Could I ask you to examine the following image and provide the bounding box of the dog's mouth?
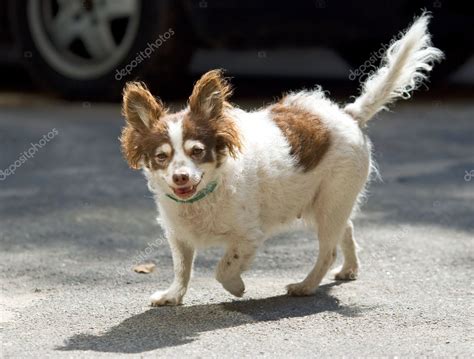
[171,185,198,199]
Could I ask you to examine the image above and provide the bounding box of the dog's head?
[121,70,241,201]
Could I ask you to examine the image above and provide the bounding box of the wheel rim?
[27,0,140,80]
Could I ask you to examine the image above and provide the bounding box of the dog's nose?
[172,172,190,185]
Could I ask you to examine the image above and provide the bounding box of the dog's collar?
[165,181,218,204]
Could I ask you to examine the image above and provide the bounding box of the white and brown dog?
[121,14,442,306]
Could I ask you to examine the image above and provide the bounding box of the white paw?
[221,276,245,297]
[150,290,183,306]
[334,266,358,281]
[286,282,316,297]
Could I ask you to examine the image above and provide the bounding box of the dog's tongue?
[175,187,193,195]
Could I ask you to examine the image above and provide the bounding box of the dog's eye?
[192,147,204,157]
[156,153,168,161]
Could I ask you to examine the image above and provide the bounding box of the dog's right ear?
[122,82,163,132]
[121,82,164,170]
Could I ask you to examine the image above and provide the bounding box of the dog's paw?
[221,276,245,297]
[150,290,183,306]
[334,267,358,281]
[286,282,315,297]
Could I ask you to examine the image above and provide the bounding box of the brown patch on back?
[270,102,330,171]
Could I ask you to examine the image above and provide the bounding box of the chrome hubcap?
[27,0,140,79]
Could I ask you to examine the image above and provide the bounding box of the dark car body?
[0,0,471,99]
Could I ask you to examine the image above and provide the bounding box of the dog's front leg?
[215,240,258,297]
[150,237,194,306]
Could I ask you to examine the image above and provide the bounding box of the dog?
[120,13,442,306]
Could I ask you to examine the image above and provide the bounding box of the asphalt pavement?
[0,90,473,357]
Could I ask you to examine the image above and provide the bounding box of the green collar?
[166,181,218,204]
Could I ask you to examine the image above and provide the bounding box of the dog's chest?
[174,204,234,246]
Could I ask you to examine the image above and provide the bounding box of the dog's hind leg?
[335,220,359,280]
[216,239,259,297]
[287,178,362,296]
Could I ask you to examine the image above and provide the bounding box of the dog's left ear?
[189,69,232,119]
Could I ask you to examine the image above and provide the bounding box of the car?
[0,0,471,100]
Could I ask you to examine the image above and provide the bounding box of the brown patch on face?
[120,81,170,170]
[182,114,216,163]
[123,129,172,170]
[270,102,331,171]
[185,70,242,166]
[182,112,241,166]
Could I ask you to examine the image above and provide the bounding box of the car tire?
[12,0,193,101]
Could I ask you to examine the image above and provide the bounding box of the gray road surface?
[0,94,473,357]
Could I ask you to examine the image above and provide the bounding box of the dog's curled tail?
[344,12,444,127]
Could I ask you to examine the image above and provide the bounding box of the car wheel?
[12,0,192,100]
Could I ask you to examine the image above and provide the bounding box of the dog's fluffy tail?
[344,12,444,127]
